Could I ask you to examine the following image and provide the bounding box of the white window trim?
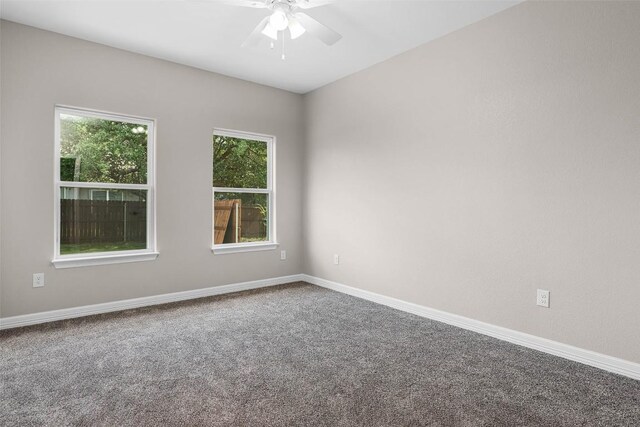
[212,128,277,254]
[52,105,157,268]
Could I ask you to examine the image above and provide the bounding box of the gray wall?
[304,1,640,363]
[3,1,639,365]
[0,21,304,318]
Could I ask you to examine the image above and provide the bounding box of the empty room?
[1,0,639,425]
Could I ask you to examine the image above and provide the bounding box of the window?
[53,106,157,268]
[212,129,276,254]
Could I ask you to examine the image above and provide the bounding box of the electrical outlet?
[280,250,287,260]
[333,254,340,265]
[33,273,45,288]
[537,289,550,308]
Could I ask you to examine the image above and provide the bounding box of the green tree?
[212,135,267,189]
[60,115,148,184]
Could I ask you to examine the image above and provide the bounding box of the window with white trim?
[212,129,276,253]
[53,106,156,268]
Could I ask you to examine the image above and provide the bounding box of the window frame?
[52,105,158,268]
[212,128,277,255]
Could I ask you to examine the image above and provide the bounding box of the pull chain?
[281,31,286,60]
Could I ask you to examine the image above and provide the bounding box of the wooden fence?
[213,200,267,244]
[60,200,146,244]
[241,206,267,238]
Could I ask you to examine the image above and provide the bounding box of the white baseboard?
[2,272,638,381]
[302,274,640,381]
[0,274,304,330]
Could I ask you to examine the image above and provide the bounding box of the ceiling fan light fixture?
[261,22,278,40]
[239,0,342,51]
[288,16,306,39]
[269,9,289,31]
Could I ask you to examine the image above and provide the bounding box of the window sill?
[212,242,278,255]
[52,251,159,269]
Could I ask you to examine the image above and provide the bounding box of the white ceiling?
[0,0,520,93]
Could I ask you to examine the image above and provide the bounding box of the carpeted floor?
[1,282,639,426]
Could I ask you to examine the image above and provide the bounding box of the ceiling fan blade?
[241,16,270,47]
[296,0,335,9]
[294,12,342,45]
[215,0,268,8]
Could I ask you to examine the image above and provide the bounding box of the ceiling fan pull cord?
[282,31,286,60]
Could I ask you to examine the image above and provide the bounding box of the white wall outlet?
[33,273,45,288]
[280,250,287,260]
[537,289,550,308]
[333,254,340,265]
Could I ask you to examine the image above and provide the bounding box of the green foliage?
[60,115,148,184]
[59,158,77,181]
[213,135,267,189]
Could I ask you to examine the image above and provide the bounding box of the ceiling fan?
[221,0,342,51]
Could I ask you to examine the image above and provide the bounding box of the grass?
[240,237,267,243]
[60,241,147,255]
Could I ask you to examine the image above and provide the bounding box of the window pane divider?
[57,182,150,190]
[213,187,270,194]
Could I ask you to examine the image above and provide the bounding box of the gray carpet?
[1,282,639,426]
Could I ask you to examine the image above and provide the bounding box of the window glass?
[60,114,148,184]
[214,192,269,244]
[60,187,147,255]
[213,135,267,189]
